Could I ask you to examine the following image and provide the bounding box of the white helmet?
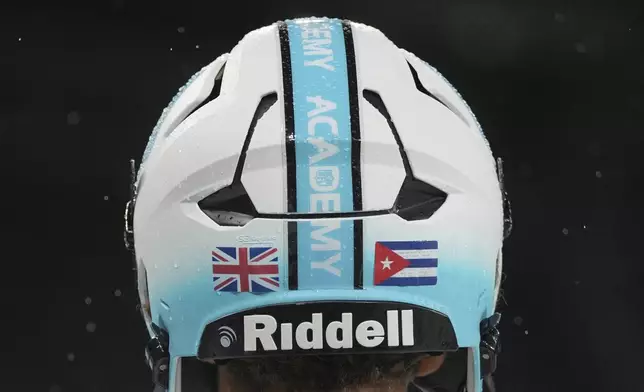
[124,16,511,392]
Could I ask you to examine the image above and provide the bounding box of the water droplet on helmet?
[173,263,179,269]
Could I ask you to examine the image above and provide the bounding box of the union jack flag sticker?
[211,247,280,293]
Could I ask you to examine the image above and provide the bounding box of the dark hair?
[222,353,425,392]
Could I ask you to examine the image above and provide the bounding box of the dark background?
[2,0,643,391]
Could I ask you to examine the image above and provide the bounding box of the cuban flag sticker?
[373,241,438,286]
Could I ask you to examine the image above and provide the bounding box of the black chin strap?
[479,313,501,379]
[146,324,171,390]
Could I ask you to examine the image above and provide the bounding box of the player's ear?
[415,354,445,377]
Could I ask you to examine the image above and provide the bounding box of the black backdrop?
[2,1,643,391]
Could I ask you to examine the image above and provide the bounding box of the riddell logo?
[242,310,415,351]
[199,302,458,359]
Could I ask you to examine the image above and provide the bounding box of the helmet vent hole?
[198,183,256,227]
[406,61,467,124]
[184,62,227,121]
[198,92,278,227]
[394,177,447,221]
[362,89,413,175]
[362,89,447,221]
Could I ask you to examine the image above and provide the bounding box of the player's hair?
[222,353,425,392]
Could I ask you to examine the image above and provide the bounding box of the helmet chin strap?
[479,313,502,382]
[146,323,171,390]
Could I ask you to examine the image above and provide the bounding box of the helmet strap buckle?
[479,312,501,378]
[145,324,170,389]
